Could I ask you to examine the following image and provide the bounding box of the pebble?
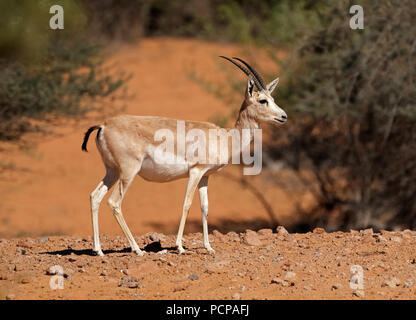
[188,273,199,281]
[303,286,312,291]
[313,227,325,234]
[271,278,291,287]
[232,293,241,300]
[381,277,401,288]
[353,290,365,298]
[331,283,343,290]
[119,276,139,289]
[242,230,262,246]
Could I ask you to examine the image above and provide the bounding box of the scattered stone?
[377,291,386,296]
[232,293,241,300]
[313,227,325,234]
[272,256,282,263]
[148,232,166,243]
[284,271,296,281]
[360,228,373,236]
[6,294,15,300]
[303,286,312,291]
[157,249,168,255]
[17,249,26,255]
[276,226,289,238]
[205,260,230,273]
[188,273,199,281]
[271,278,290,287]
[68,257,77,263]
[100,270,108,277]
[353,290,365,298]
[20,277,30,284]
[227,232,240,242]
[13,265,23,272]
[331,283,343,290]
[390,236,402,243]
[119,276,139,289]
[40,237,49,243]
[257,229,273,236]
[242,230,262,246]
[382,277,401,288]
[403,280,413,288]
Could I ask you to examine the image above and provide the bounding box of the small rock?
[303,286,312,291]
[257,229,273,236]
[360,228,373,236]
[242,230,262,246]
[14,265,23,272]
[227,232,240,242]
[68,257,77,263]
[40,237,49,243]
[276,226,289,237]
[353,290,365,298]
[100,270,108,277]
[284,271,296,281]
[272,256,282,263]
[188,273,199,281]
[148,232,166,243]
[271,278,290,287]
[382,277,401,288]
[6,294,15,300]
[157,249,168,255]
[332,283,343,290]
[20,277,30,284]
[0,273,8,280]
[119,276,139,288]
[313,227,325,234]
[403,280,413,288]
[232,293,241,300]
[390,236,402,243]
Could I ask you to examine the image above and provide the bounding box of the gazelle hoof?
[177,246,185,254]
[206,247,215,255]
[94,249,104,257]
[132,248,144,256]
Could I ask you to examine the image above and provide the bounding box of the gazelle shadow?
[41,241,178,256]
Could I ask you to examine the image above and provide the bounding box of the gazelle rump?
[82,56,287,256]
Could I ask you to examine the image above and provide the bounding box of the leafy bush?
[0,1,126,140]
[80,0,324,45]
[267,0,416,231]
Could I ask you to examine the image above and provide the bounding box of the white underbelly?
[138,154,189,182]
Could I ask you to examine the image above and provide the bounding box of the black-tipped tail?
[82,126,101,152]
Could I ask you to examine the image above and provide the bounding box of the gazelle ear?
[246,78,254,97]
[266,77,279,93]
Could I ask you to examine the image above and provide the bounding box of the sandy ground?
[1,228,416,300]
[1,38,415,300]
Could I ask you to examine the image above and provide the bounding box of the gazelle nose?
[281,114,287,120]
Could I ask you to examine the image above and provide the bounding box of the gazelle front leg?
[175,169,205,254]
[198,176,214,254]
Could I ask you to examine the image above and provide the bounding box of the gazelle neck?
[234,100,259,140]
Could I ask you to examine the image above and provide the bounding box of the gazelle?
[82,56,287,256]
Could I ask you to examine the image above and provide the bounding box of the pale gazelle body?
[82,57,287,256]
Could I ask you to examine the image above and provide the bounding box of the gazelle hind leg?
[107,162,143,255]
[198,176,214,254]
[175,169,205,254]
[90,167,119,256]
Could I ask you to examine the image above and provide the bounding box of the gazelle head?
[220,56,287,126]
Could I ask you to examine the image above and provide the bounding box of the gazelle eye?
[259,99,267,104]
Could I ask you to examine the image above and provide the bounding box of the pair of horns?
[219,56,266,91]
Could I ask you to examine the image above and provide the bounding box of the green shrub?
[0,1,126,141]
[267,0,416,231]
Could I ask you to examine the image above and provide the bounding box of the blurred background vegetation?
[1,0,414,231]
